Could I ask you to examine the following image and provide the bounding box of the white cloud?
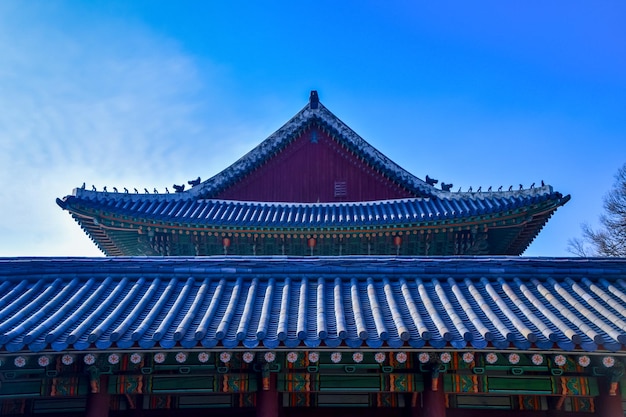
[0,5,255,256]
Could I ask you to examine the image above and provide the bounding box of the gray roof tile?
[1,257,626,353]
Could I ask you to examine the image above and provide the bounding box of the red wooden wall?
[215,127,416,203]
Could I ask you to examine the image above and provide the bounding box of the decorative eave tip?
[309,90,319,109]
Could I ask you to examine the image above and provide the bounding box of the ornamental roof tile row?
[1,257,626,354]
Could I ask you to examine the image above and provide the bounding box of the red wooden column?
[85,375,110,417]
[408,392,422,417]
[257,372,280,417]
[596,377,624,417]
[420,374,446,417]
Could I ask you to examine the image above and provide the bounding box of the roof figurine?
[425,175,438,185]
[57,91,569,256]
[188,176,201,187]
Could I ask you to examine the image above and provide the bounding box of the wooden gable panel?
[214,127,416,203]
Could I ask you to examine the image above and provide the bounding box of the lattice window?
[334,181,347,197]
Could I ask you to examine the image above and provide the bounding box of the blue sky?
[1,1,624,257]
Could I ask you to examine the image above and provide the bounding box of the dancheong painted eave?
[1,256,626,355]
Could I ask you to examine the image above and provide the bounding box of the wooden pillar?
[257,372,279,417]
[407,392,422,417]
[85,375,109,417]
[421,374,446,417]
[596,378,623,417]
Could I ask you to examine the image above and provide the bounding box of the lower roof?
[58,187,570,256]
[1,256,625,354]
[62,186,564,228]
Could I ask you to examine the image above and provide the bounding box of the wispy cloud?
[0,5,257,255]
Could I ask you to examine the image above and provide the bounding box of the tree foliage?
[568,163,626,257]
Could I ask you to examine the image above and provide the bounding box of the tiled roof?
[1,257,625,354]
[59,186,567,228]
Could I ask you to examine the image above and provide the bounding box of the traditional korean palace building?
[56,92,569,258]
[2,92,625,417]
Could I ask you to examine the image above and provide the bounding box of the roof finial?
[309,90,319,109]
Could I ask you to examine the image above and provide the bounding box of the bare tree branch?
[569,163,626,257]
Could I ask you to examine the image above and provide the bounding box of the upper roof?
[1,256,625,354]
[57,92,569,256]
